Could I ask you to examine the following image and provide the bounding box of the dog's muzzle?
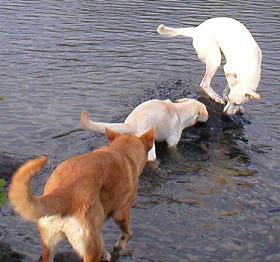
[223,102,240,116]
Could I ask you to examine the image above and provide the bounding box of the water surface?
[0,1,279,261]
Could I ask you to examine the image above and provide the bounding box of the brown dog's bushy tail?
[9,156,66,222]
[80,111,132,134]
[157,24,195,38]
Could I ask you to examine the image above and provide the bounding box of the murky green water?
[0,1,279,261]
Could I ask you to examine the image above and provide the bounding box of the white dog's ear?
[225,73,238,86]
[245,90,261,100]
[105,128,120,142]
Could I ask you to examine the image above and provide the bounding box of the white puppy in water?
[157,17,262,116]
[81,98,208,161]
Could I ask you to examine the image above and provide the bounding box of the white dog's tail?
[80,111,132,135]
[157,24,196,38]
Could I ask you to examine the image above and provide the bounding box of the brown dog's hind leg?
[38,223,65,262]
[113,208,132,252]
[100,236,111,261]
[82,204,104,262]
[83,233,103,262]
[41,243,55,262]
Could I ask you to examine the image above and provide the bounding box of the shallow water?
[0,1,280,261]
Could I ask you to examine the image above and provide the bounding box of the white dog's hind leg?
[195,40,224,104]
[166,130,181,148]
[166,137,181,161]
[147,143,157,161]
[200,62,224,104]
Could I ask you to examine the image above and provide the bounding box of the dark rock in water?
[0,241,24,262]
[0,153,25,184]
[196,96,248,130]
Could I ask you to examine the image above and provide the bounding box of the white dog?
[157,17,262,116]
[81,98,208,161]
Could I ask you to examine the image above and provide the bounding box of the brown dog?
[9,128,155,262]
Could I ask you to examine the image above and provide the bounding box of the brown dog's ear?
[140,128,155,151]
[245,90,261,100]
[105,128,120,142]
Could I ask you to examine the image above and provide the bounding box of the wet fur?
[9,128,155,262]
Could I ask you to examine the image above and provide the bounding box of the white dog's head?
[223,86,260,116]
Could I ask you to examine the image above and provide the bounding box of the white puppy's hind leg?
[148,143,157,162]
[166,130,181,148]
[166,138,181,161]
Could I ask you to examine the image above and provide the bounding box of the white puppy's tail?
[157,24,195,38]
[80,111,132,135]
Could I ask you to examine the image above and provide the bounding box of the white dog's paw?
[212,95,225,104]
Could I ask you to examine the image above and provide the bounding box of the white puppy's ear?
[245,90,261,100]
[105,128,120,142]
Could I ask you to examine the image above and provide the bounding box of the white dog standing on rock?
[157,17,262,116]
[81,98,208,161]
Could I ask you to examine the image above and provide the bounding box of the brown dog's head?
[139,128,155,152]
[105,127,155,159]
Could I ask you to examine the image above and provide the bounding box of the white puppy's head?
[223,86,260,116]
[196,101,209,122]
[176,98,209,123]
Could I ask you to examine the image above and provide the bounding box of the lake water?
[0,1,279,261]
